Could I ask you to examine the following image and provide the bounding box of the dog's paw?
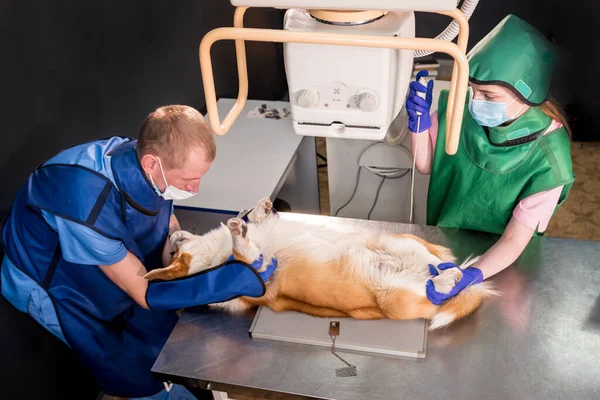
[169,230,194,251]
[256,264,267,273]
[431,268,463,294]
[247,197,273,223]
[227,217,247,238]
[258,197,273,216]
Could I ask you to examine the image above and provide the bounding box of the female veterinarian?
[0,105,276,400]
[406,15,575,305]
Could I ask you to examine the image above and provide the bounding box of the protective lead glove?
[405,70,434,133]
[146,255,278,311]
[426,262,484,305]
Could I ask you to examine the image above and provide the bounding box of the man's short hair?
[136,105,216,169]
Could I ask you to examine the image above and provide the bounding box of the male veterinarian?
[0,105,276,399]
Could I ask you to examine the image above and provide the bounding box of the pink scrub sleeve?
[429,111,439,152]
[512,120,565,232]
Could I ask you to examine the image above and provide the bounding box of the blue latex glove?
[229,253,278,282]
[426,262,484,305]
[406,70,434,133]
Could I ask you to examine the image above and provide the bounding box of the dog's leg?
[246,197,273,223]
[392,234,457,263]
[268,297,348,318]
[375,288,438,320]
[169,230,196,252]
[143,253,192,281]
[346,308,386,320]
[369,235,445,271]
[142,231,198,281]
[226,218,265,272]
[430,268,463,294]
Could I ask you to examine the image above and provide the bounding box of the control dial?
[297,89,317,108]
[357,92,379,112]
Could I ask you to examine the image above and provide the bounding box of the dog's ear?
[143,252,192,281]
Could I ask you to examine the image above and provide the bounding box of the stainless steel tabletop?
[153,211,600,400]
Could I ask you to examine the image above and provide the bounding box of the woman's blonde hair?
[539,97,572,139]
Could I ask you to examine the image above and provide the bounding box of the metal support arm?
[199,7,469,155]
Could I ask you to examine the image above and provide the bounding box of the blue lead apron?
[1,139,178,398]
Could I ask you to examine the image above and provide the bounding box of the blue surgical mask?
[468,90,526,127]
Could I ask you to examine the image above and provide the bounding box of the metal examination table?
[153,211,600,400]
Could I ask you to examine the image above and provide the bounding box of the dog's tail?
[428,256,499,331]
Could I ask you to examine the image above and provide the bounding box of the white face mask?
[148,157,197,201]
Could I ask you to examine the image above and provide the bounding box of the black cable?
[334,139,412,219]
[367,169,410,220]
[334,166,363,217]
[335,165,411,219]
[317,152,328,168]
[367,176,386,220]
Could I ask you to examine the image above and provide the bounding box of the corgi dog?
[144,198,497,330]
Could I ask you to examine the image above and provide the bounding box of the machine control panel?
[356,92,379,112]
[295,82,380,112]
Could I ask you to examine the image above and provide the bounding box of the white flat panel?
[174,99,303,212]
[250,306,427,358]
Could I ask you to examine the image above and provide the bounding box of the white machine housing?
[231,0,457,12]
[283,10,415,140]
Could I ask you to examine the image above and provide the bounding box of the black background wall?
[0,0,597,398]
[0,0,287,217]
[417,0,598,142]
[0,1,286,398]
